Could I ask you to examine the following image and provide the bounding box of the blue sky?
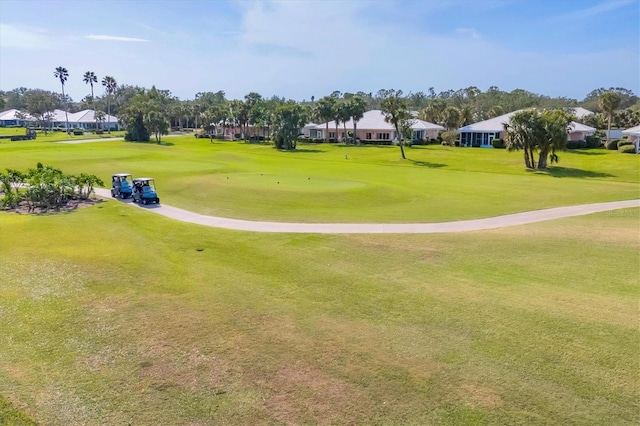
[1,0,638,102]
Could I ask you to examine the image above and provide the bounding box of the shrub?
[96,130,104,135]
[605,139,619,150]
[617,139,633,149]
[440,130,458,147]
[585,135,602,149]
[566,140,587,149]
[619,145,637,154]
[73,129,84,136]
[491,138,506,149]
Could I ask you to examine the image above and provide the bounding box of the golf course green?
[1,137,638,425]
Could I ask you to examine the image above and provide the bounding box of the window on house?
[366,132,372,139]
[376,133,390,140]
[329,132,336,138]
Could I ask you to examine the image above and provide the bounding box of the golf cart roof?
[133,177,154,182]
[112,173,132,177]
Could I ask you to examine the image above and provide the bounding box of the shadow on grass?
[125,140,174,146]
[533,167,615,179]
[341,144,395,149]
[408,159,447,168]
[568,150,608,156]
[243,140,272,145]
[280,148,324,153]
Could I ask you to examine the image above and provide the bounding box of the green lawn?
[0,127,125,142]
[1,201,638,425]
[1,139,639,424]
[0,137,638,222]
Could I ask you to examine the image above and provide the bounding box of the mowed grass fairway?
[0,203,638,424]
[0,136,638,222]
[1,138,639,424]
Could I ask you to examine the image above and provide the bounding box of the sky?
[0,0,638,102]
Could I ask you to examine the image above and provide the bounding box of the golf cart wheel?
[142,199,148,205]
[155,198,160,204]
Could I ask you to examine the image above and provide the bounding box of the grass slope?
[0,137,638,222]
[1,202,638,425]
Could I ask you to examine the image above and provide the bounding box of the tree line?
[0,68,637,157]
[3,80,638,133]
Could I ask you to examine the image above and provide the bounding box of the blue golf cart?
[132,177,160,205]
[111,173,133,199]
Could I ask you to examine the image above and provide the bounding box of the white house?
[301,122,320,138]
[68,109,119,130]
[0,109,31,126]
[0,108,119,130]
[458,110,597,148]
[621,125,640,153]
[315,109,444,142]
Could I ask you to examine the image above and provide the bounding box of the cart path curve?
[93,188,639,234]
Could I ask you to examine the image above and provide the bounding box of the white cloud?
[0,24,51,49]
[86,35,150,42]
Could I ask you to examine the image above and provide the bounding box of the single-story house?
[621,125,640,153]
[315,109,444,141]
[301,123,320,138]
[0,108,119,130]
[0,109,31,126]
[458,110,596,148]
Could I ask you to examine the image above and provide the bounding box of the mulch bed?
[1,198,104,215]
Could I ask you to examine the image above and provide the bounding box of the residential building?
[315,109,444,142]
[458,110,596,148]
[0,108,119,130]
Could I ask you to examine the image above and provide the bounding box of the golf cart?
[111,173,133,199]
[132,177,160,205]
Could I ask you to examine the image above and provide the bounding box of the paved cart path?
[93,188,639,234]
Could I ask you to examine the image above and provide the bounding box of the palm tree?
[488,105,505,118]
[347,95,367,144]
[83,71,98,130]
[380,90,409,159]
[101,76,117,133]
[459,105,474,127]
[54,66,70,134]
[599,91,622,142]
[315,96,336,142]
[504,109,538,169]
[336,100,351,142]
[442,106,461,130]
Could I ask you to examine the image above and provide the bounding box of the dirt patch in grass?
[459,383,504,408]
[139,346,231,392]
[262,364,367,425]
